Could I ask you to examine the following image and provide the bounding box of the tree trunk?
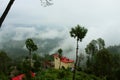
[0,0,15,28]
[72,39,79,80]
[78,56,80,67]
[29,50,32,68]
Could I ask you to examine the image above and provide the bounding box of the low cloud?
[0,24,120,59]
[0,24,66,41]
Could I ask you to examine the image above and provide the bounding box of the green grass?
[33,68,104,80]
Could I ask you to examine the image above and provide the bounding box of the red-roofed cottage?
[53,54,74,69]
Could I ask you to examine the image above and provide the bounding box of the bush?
[0,73,9,80]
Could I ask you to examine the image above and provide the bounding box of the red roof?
[12,74,25,80]
[61,57,74,63]
[12,72,35,80]
[31,71,35,77]
[53,54,74,63]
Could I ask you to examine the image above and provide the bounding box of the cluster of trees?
[0,38,46,79]
[0,51,12,79]
[0,50,51,79]
[69,25,120,80]
[84,38,120,80]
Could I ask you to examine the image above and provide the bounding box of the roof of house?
[12,72,35,80]
[11,74,24,80]
[53,53,74,63]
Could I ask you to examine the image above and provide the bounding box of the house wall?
[54,57,60,69]
[60,62,68,69]
[54,57,74,69]
[60,62,74,69]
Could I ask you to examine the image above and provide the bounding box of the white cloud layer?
[0,0,120,58]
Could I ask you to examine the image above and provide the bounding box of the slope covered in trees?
[107,45,120,54]
[85,39,120,80]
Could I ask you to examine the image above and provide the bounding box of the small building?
[53,54,74,69]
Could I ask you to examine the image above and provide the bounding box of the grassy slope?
[33,68,104,80]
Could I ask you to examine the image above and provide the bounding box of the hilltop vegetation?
[0,40,120,80]
[107,45,120,54]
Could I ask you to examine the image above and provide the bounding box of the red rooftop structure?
[11,74,24,80]
[11,72,35,80]
[53,53,74,69]
[53,53,74,63]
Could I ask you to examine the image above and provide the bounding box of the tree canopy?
[70,25,88,42]
[25,38,38,53]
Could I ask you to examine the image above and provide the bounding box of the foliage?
[25,38,38,67]
[0,51,11,75]
[33,53,41,72]
[70,25,88,42]
[85,40,98,55]
[85,38,107,76]
[106,53,120,80]
[85,38,105,56]
[76,71,103,80]
[58,48,63,58]
[33,68,103,80]
[107,45,120,54]
[97,38,105,50]
[85,47,120,80]
[25,38,38,53]
[43,53,54,61]
[93,49,112,77]
[0,73,9,80]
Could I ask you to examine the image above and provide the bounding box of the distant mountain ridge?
[0,24,66,59]
[0,38,62,59]
[107,45,120,54]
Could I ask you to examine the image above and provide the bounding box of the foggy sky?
[0,0,120,56]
